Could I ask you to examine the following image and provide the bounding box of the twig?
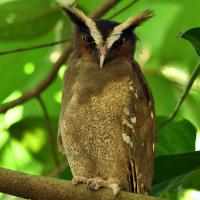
[108,0,139,19]
[0,0,121,114]
[89,0,121,19]
[0,39,71,56]
[37,95,60,171]
[0,42,73,114]
[158,60,200,130]
[0,167,165,200]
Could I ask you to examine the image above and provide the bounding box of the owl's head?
[61,5,153,68]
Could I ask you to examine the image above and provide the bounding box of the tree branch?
[158,60,200,130]
[108,0,139,19]
[0,0,121,114]
[89,0,121,19]
[0,42,73,114]
[0,167,165,200]
[0,39,71,56]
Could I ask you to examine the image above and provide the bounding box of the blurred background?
[0,0,200,199]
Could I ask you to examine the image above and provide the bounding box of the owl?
[57,4,157,197]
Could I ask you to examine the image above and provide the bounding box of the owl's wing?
[57,111,65,154]
[123,61,157,195]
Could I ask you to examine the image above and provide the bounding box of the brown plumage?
[58,4,157,197]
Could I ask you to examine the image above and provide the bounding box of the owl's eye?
[114,37,127,46]
[82,34,95,44]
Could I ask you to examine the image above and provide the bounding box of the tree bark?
[0,167,165,200]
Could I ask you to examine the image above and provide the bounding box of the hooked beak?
[100,44,107,69]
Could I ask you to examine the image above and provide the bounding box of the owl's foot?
[72,176,88,185]
[87,177,120,198]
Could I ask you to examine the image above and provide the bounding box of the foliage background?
[0,0,200,199]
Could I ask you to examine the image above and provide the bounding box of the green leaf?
[8,117,66,174]
[156,116,196,156]
[181,27,200,57]
[0,0,61,41]
[182,168,200,190]
[59,165,73,181]
[151,151,200,196]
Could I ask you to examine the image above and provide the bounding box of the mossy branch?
[0,167,165,200]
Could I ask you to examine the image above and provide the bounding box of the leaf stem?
[158,60,200,130]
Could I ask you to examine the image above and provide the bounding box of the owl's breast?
[64,75,131,172]
[66,75,132,124]
[60,59,140,182]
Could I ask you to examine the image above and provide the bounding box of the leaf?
[151,151,200,196]
[182,168,200,190]
[59,165,73,181]
[156,116,196,156]
[9,118,58,159]
[0,0,61,41]
[181,27,200,57]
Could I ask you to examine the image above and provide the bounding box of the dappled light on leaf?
[23,62,35,75]
[21,128,47,153]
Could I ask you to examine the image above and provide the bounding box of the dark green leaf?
[181,27,200,56]
[151,151,200,196]
[156,116,196,156]
[59,165,73,181]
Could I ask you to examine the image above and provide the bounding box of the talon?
[110,183,120,198]
[91,183,95,192]
[87,180,91,190]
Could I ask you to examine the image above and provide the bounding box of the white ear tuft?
[58,5,103,47]
[106,10,154,48]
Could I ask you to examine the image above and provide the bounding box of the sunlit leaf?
[152,151,200,196]
[182,169,200,190]
[0,0,61,40]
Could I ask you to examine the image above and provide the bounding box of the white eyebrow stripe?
[60,5,103,47]
[74,9,103,47]
[106,19,132,49]
[71,8,103,47]
[88,23,103,47]
[106,11,153,48]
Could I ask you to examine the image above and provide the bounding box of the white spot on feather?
[122,133,131,144]
[151,111,154,119]
[125,135,130,144]
[127,123,133,129]
[122,118,128,125]
[130,142,133,147]
[123,107,129,116]
[134,93,138,98]
[122,133,126,141]
[131,116,136,124]
[129,86,134,91]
